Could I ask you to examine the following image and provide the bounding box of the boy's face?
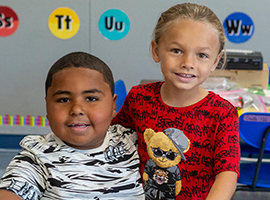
[46,67,117,150]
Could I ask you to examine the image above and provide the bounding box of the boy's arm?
[0,149,47,199]
[0,190,22,200]
[206,171,238,200]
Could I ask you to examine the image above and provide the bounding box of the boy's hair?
[45,52,114,96]
[152,3,226,68]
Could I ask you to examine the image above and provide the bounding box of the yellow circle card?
[48,7,80,39]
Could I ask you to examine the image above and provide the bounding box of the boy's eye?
[172,49,181,54]
[57,98,69,103]
[198,53,207,59]
[86,96,98,102]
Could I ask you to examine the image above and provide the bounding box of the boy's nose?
[69,102,85,116]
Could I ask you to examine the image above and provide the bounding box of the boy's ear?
[112,94,117,118]
[151,40,161,63]
[45,97,49,120]
[211,52,223,72]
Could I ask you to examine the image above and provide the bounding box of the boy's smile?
[46,67,116,150]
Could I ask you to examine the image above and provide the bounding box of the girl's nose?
[181,54,195,69]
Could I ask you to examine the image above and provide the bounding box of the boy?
[0,52,145,200]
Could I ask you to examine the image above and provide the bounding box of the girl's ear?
[211,52,223,72]
[151,40,161,63]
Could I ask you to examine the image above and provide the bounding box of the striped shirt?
[0,124,145,200]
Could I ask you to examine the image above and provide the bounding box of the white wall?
[0,0,269,116]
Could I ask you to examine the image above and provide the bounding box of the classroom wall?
[1,0,269,117]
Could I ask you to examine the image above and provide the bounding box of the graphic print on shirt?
[111,82,240,199]
[143,128,190,200]
[104,141,127,162]
[6,179,39,200]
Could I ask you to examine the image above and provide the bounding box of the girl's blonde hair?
[152,3,226,68]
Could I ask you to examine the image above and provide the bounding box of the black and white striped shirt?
[0,124,145,200]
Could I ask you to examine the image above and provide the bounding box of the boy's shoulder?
[20,133,63,153]
[109,124,136,136]
[108,124,137,144]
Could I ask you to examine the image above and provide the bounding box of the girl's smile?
[175,72,196,83]
[152,19,222,106]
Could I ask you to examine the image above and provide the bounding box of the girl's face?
[152,19,222,94]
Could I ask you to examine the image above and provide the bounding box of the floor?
[232,191,270,200]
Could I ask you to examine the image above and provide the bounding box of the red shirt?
[112,82,240,200]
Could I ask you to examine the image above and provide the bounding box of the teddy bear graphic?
[143,128,190,200]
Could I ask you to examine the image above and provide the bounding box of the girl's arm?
[0,190,22,200]
[111,89,135,129]
[206,171,238,200]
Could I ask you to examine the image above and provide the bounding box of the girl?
[112,3,240,200]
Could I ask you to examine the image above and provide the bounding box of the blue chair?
[236,112,270,192]
[0,134,23,177]
[114,79,127,112]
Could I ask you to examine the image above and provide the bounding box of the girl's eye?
[86,97,98,102]
[172,49,181,54]
[57,98,69,103]
[198,53,207,59]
